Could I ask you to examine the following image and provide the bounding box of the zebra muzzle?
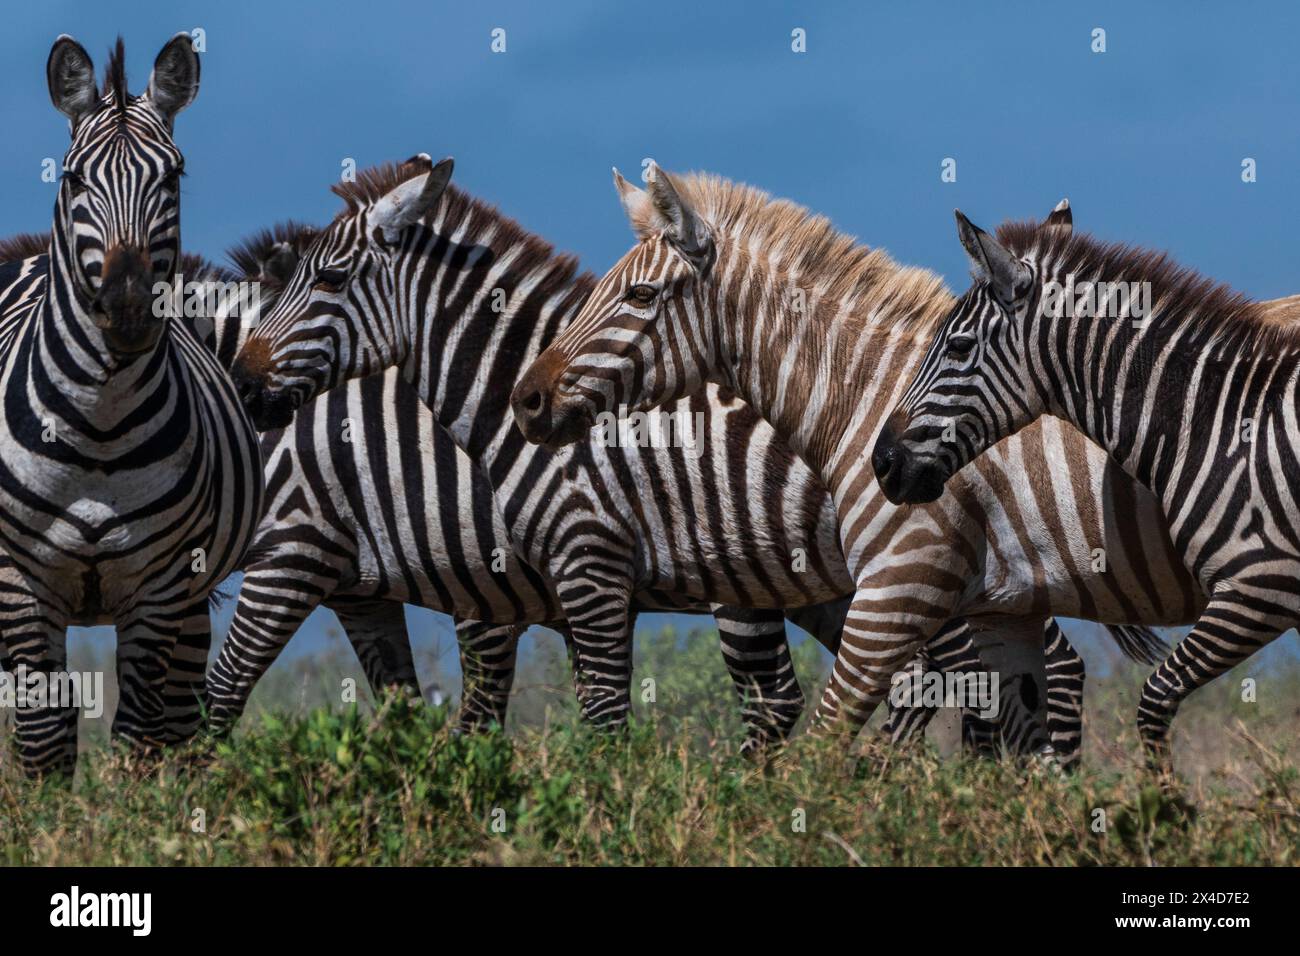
[94,244,161,353]
[872,416,948,506]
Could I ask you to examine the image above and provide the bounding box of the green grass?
[0,626,1296,866]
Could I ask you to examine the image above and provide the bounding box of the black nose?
[229,358,266,421]
[509,380,552,443]
[230,360,257,402]
[871,422,898,483]
[96,243,154,323]
[519,388,544,413]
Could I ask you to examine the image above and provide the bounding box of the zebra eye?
[627,284,657,305]
[62,171,87,195]
[946,334,977,359]
[314,269,348,294]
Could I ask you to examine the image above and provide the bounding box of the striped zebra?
[499,164,1200,749]
[206,224,827,744]
[0,230,1100,764]
[872,208,1299,773]
[0,230,1037,759]
[0,224,842,750]
[0,35,263,774]
[227,155,1159,765]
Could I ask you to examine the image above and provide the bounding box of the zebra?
[501,163,1200,750]
[0,230,1096,765]
[0,229,1040,760]
[0,224,842,750]
[206,224,825,744]
[226,155,1160,766]
[872,208,1300,774]
[0,35,263,775]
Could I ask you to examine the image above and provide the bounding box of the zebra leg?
[560,583,634,728]
[456,619,525,731]
[809,594,947,737]
[113,604,199,754]
[784,598,847,656]
[331,598,419,700]
[966,618,1053,760]
[1137,598,1288,777]
[1043,620,1085,772]
[877,619,1048,759]
[879,644,938,745]
[712,605,804,755]
[159,602,214,745]
[879,620,988,748]
[205,564,341,736]
[5,613,77,777]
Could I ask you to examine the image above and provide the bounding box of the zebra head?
[873,205,1070,505]
[511,163,717,446]
[232,156,453,430]
[46,33,199,359]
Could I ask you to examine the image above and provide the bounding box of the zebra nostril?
[871,434,897,483]
[521,389,544,414]
[871,443,892,477]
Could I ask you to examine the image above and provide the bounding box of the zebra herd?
[1,33,1275,783]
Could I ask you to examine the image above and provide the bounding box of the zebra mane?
[0,232,49,263]
[664,171,953,338]
[225,220,317,280]
[331,159,594,296]
[331,159,429,212]
[100,36,129,118]
[179,251,235,282]
[994,219,1275,341]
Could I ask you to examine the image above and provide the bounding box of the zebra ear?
[370,157,454,245]
[261,242,299,285]
[47,36,97,127]
[955,210,1031,305]
[645,162,713,267]
[1045,198,1072,233]
[613,167,663,241]
[146,32,201,123]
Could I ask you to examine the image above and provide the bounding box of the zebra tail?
[1103,624,1169,666]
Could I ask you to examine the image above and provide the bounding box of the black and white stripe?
[0,226,1018,757]
[227,157,1148,763]
[0,36,262,774]
[879,208,1295,772]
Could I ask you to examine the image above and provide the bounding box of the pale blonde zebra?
[510,166,1199,742]
[227,156,1168,763]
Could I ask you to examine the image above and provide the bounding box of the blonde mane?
[667,171,954,339]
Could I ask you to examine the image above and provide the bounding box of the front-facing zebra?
[0,226,1063,763]
[0,36,263,774]
[875,209,1300,774]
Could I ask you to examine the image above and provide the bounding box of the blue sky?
[4,1,1298,679]
[3,1,1299,295]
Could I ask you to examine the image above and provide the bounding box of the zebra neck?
[713,249,946,497]
[1032,273,1300,511]
[399,230,594,480]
